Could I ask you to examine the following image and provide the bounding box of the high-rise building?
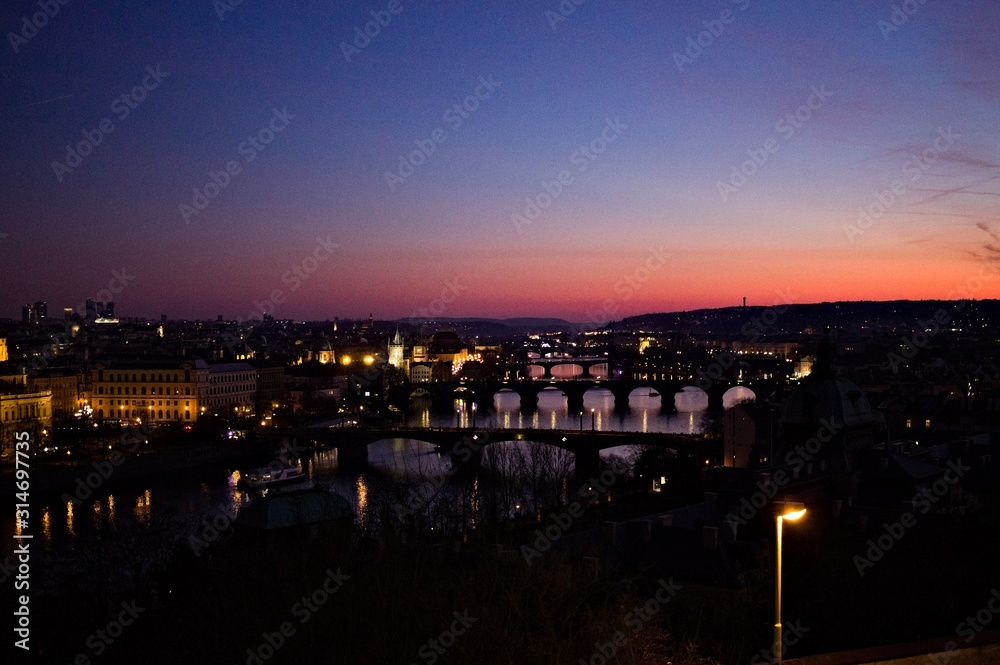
[22,304,35,325]
[34,300,47,319]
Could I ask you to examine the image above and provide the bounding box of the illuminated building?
[196,360,257,414]
[28,370,83,416]
[0,373,52,462]
[90,360,200,422]
[388,328,405,369]
[0,338,7,363]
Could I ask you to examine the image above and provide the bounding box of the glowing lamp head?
[340,355,352,365]
[777,502,807,521]
[362,355,374,365]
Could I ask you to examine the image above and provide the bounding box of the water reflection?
[13,386,711,556]
[42,506,51,543]
[409,389,707,435]
[135,490,152,523]
[356,476,369,526]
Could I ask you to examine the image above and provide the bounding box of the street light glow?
[781,507,806,522]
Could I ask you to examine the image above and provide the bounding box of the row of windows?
[97,408,191,420]
[98,370,191,383]
[2,403,48,420]
[208,385,253,395]
[97,400,189,407]
[98,386,191,396]
[210,373,254,383]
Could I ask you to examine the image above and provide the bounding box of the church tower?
[388,327,405,369]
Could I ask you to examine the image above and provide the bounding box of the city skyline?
[3,1,999,321]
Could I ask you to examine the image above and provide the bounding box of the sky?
[1,0,998,322]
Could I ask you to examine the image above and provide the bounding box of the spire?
[393,327,402,345]
[814,325,835,378]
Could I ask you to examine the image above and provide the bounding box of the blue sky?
[2,0,998,320]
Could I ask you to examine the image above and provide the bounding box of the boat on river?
[237,464,306,489]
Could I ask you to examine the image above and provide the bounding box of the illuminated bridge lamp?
[774,502,806,665]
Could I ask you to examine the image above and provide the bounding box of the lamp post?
[472,402,477,429]
[774,502,806,665]
[591,408,596,431]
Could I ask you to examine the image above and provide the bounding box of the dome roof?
[429,329,464,354]
[782,327,876,428]
[310,337,333,351]
[782,374,875,427]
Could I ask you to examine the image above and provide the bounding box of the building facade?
[90,360,200,422]
[28,370,83,416]
[196,360,257,414]
[0,375,52,462]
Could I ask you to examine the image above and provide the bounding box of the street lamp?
[774,502,806,665]
[591,408,595,431]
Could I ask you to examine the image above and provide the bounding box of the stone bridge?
[413,377,780,414]
[283,426,722,481]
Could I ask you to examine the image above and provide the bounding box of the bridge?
[524,356,609,379]
[409,377,781,414]
[280,426,722,481]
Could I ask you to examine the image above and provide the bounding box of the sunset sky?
[2,0,998,321]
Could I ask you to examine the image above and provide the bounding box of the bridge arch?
[722,385,756,409]
[674,386,709,412]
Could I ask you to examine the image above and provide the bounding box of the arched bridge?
[414,377,781,414]
[524,356,609,379]
[283,426,722,481]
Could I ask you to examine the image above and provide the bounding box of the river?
[3,387,726,560]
